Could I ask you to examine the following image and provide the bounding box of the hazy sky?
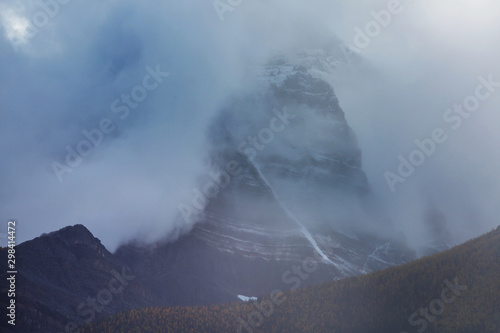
[1,0,499,251]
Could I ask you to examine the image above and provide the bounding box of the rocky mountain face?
[1,51,417,332]
[114,55,416,310]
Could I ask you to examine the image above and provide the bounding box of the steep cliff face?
[116,54,415,307]
[192,55,403,263]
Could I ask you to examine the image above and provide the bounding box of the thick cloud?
[1,0,499,252]
[330,0,500,251]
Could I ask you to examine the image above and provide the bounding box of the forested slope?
[84,226,500,333]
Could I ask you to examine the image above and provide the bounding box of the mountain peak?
[38,223,105,251]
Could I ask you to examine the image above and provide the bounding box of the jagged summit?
[41,223,93,239]
[37,224,106,252]
[112,53,417,307]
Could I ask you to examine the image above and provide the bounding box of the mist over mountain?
[1,0,500,265]
[2,2,500,332]
[0,49,421,332]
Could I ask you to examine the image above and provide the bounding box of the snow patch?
[238,295,258,302]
